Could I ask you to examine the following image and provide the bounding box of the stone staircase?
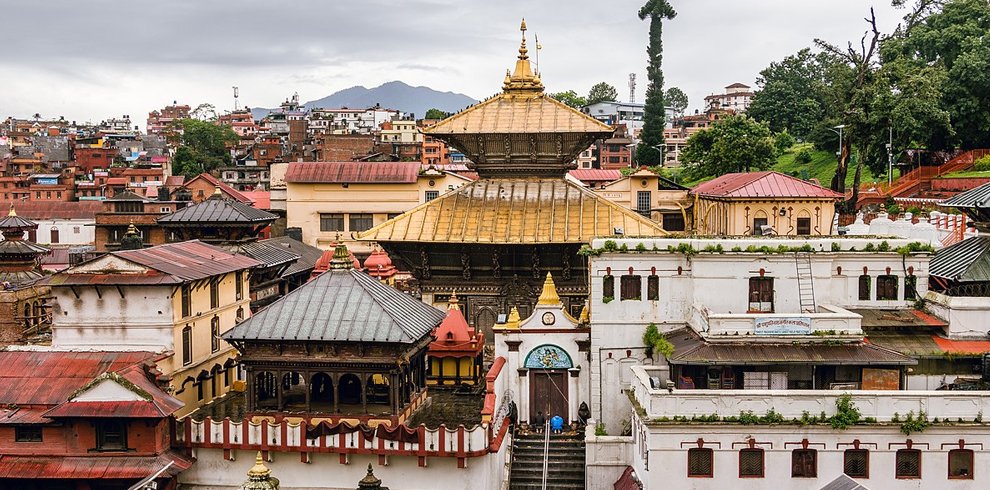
[509,432,586,489]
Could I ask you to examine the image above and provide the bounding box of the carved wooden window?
[603,275,614,301]
[662,212,685,231]
[796,217,812,235]
[620,275,642,301]
[877,275,898,300]
[96,421,127,451]
[687,448,713,478]
[791,449,817,478]
[14,426,42,442]
[748,277,774,313]
[647,275,660,301]
[895,449,921,479]
[843,449,869,478]
[181,285,191,318]
[948,449,974,479]
[182,325,192,366]
[739,448,764,478]
[858,275,871,300]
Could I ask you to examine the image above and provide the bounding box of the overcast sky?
[0,0,905,128]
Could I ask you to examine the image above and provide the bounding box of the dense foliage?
[170,118,239,179]
[587,82,619,105]
[680,115,777,177]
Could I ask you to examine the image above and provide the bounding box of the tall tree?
[424,108,448,120]
[680,114,777,178]
[171,118,239,179]
[549,90,588,109]
[587,82,619,104]
[635,0,676,166]
[664,87,689,116]
[747,48,829,139]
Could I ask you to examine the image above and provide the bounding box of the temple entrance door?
[474,307,498,344]
[529,370,568,422]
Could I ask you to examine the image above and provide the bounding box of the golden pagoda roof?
[357,177,668,244]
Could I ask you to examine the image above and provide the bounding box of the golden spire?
[578,303,590,324]
[7,206,15,217]
[503,307,521,329]
[537,272,561,305]
[503,18,544,95]
[448,290,461,311]
[247,452,271,478]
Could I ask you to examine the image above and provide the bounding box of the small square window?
[895,449,921,479]
[14,426,43,442]
[687,448,713,478]
[791,449,817,478]
[948,449,973,479]
[796,217,811,235]
[620,275,642,301]
[844,449,869,478]
[96,421,127,451]
[739,448,764,478]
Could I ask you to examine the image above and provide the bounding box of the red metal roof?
[44,401,168,418]
[186,173,252,203]
[114,240,261,282]
[241,190,271,209]
[932,336,990,355]
[106,177,128,185]
[284,161,422,184]
[0,201,102,220]
[0,407,51,425]
[164,175,185,187]
[0,351,155,406]
[691,171,844,199]
[0,452,193,479]
[569,169,622,183]
[429,305,483,357]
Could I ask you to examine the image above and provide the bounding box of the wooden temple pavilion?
[222,244,446,420]
[0,207,49,286]
[359,20,667,338]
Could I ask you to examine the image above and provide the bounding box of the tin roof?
[229,241,300,268]
[847,308,947,329]
[664,328,916,366]
[114,240,261,282]
[284,161,422,184]
[932,336,990,355]
[357,178,668,244]
[691,171,844,199]
[0,452,193,480]
[157,196,276,225]
[224,268,445,344]
[0,200,100,220]
[568,169,622,183]
[241,191,271,209]
[44,400,168,418]
[940,181,990,209]
[261,236,324,277]
[0,351,155,406]
[930,236,990,282]
[185,173,253,203]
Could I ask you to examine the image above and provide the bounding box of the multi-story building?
[594,168,692,231]
[379,119,422,161]
[583,101,676,133]
[280,161,471,253]
[704,82,754,113]
[93,191,182,251]
[218,109,260,137]
[598,125,634,170]
[0,200,100,245]
[48,240,260,417]
[146,102,191,136]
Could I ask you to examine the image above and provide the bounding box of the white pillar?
[568,368,580,424]
[518,369,529,423]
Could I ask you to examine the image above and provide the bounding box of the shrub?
[900,411,929,435]
[635,243,647,252]
[831,242,842,252]
[739,411,759,425]
[643,323,675,359]
[829,394,861,430]
[974,155,990,172]
[602,240,618,252]
[795,148,813,164]
[775,130,796,154]
[595,423,607,436]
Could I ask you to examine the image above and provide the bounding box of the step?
[509,484,584,490]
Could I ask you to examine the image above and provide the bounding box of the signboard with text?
[754,317,812,335]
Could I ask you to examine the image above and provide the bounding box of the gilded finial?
[518,18,529,60]
[7,206,15,217]
[448,290,461,311]
[504,19,544,94]
[537,272,561,305]
[503,307,521,329]
[578,303,590,324]
[330,243,353,270]
[247,451,271,478]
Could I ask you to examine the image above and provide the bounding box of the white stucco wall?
[31,218,95,245]
[925,292,990,339]
[51,284,174,351]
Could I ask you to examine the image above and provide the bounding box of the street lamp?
[885,127,894,186]
[827,124,846,159]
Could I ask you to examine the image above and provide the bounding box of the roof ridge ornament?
[503,18,544,95]
[330,243,354,270]
[537,272,561,305]
[504,306,521,329]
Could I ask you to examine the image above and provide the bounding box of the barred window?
[182,326,192,366]
[858,275,871,301]
[895,449,921,479]
[844,449,869,478]
[425,190,439,202]
[319,213,344,232]
[349,213,374,232]
[796,217,812,235]
[748,277,774,313]
[791,449,817,478]
[647,274,660,301]
[620,275,642,301]
[948,449,974,479]
[687,448,713,477]
[739,448,764,478]
[603,275,615,301]
[877,275,898,300]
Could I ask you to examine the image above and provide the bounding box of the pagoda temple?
[0,207,52,344]
[359,20,667,338]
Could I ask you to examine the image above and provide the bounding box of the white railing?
[631,366,990,422]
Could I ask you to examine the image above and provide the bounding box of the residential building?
[0,201,99,246]
[566,168,622,189]
[0,351,191,489]
[594,168,693,232]
[93,191,182,252]
[218,109,260,137]
[379,119,422,161]
[598,125,634,170]
[282,161,472,253]
[183,172,254,203]
[583,101,677,133]
[704,82,754,113]
[692,171,844,236]
[47,240,260,416]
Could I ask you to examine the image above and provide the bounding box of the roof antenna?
[534,34,542,77]
[232,86,240,111]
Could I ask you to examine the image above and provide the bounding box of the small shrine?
[241,452,279,490]
[494,273,590,426]
[363,246,398,284]
[224,244,445,423]
[311,240,361,279]
[427,292,484,386]
[0,207,53,344]
[0,207,49,286]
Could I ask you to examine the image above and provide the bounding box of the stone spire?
[241,452,279,490]
[536,272,561,305]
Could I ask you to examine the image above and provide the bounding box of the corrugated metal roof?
[260,236,324,277]
[930,236,990,282]
[357,178,668,244]
[568,169,622,182]
[864,334,943,358]
[941,181,990,209]
[115,240,261,282]
[0,351,155,405]
[241,190,271,209]
[932,336,990,355]
[0,407,50,425]
[185,173,252,203]
[44,400,167,418]
[691,171,844,199]
[231,241,300,268]
[0,201,101,220]
[0,452,193,479]
[284,161,422,184]
[664,327,916,366]
[158,197,276,224]
[224,268,445,344]
[848,308,947,328]
[44,271,182,286]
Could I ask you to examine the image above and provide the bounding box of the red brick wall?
[74,147,116,173]
[318,134,375,161]
[931,177,990,192]
[0,418,169,456]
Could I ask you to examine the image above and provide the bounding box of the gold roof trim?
[537,272,561,305]
[356,178,668,244]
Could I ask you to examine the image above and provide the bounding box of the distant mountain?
[250,81,477,121]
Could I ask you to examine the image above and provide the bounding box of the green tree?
[424,108,448,120]
[635,0,676,166]
[171,118,239,179]
[680,114,777,178]
[774,130,796,155]
[747,48,829,139]
[549,90,588,108]
[664,87,689,115]
[587,82,619,105]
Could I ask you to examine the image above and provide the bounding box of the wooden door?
[529,371,568,422]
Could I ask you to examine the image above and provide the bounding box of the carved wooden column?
[360,372,369,413]
[331,372,340,413]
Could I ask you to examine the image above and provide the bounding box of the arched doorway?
[366,374,390,406]
[338,373,362,405]
[256,371,277,409]
[281,372,306,410]
[310,373,334,410]
[524,344,573,423]
[475,307,498,344]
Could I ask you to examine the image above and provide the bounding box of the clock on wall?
[542,312,555,325]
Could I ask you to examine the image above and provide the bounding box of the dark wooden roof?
[158,197,276,225]
[224,268,445,344]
